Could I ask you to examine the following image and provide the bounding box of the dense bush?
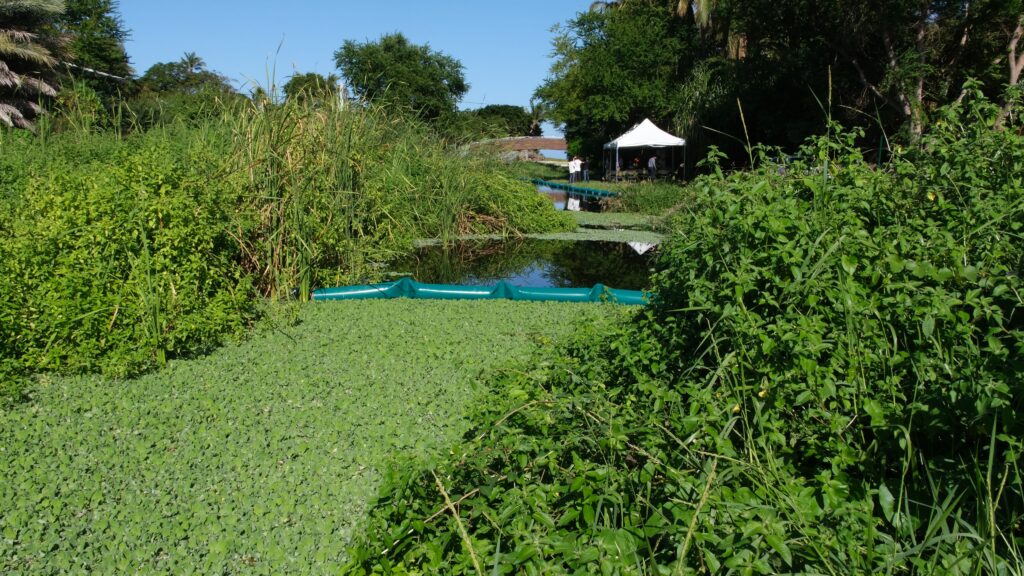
[345,94,1023,573]
[0,129,256,380]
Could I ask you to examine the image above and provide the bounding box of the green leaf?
[765,534,792,566]
[863,399,887,426]
[921,316,935,338]
[840,255,858,276]
[878,483,896,524]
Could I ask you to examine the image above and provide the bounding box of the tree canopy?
[539,0,1024,167]
[282,71,340,104]
[52,0,131,99]
[137,52,234,95]
[465,104,539,137]
[334,32,468,121]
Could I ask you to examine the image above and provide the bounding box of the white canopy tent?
[603,119,686,180]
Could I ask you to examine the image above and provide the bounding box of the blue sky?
[120,1,593,112]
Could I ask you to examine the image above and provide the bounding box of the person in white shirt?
[568,156,580,183]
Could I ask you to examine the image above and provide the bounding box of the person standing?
[581,157,590,182]
[568,156,579,183]
[647,153,657,180]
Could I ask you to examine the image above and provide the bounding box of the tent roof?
[603,118,685,149]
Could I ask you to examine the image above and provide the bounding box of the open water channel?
[386,187,656,291]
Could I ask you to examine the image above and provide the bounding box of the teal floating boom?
[312,278,647,306]
[530,178,618,200]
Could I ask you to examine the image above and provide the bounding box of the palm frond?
[16,74,55,96]
[0,100,26,127]
[0,35,55,66]
[0,0,65,18]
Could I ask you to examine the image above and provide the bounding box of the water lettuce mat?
[0,300,628,574]
[313,277,648,305]
[569,211,658,230]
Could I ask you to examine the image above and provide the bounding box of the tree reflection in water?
[388,239,654,291]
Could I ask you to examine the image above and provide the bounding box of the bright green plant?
[0,299,623,574]
[345,92,1024,574]
[0,127,256,378]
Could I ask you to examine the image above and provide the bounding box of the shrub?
[345,93,1024,574]
[0,129,256,379]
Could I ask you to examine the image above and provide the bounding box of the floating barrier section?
[312,277,647,306]
[530,178,618,201]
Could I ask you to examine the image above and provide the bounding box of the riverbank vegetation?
[0,93,573,402]
[4,1,1024,573]
[346,93,1024,574]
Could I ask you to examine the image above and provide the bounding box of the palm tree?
[528,96,548,136]
[181,51,205,74]
[0,0,64,129]
[590,0,717,29]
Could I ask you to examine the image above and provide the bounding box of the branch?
[849,54,903,112]
[996,15,1024,130]
[433,470,484,576]
[1009,15,1024,86]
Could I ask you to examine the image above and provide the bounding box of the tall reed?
[228,90,573,300]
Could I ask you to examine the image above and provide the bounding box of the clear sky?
[120,1,593,112]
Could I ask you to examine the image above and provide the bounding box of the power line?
[60,61,129,82]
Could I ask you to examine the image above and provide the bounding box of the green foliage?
[537,1,695,161]
[335,32,469,122]
[0,299,620,573]
[570,211,658,231]
[51,0,132,100]
[137,52,235,96]
[127,53,242,130]
[503,160,565,181]
[1,91,574,395]
[604,181,693,214]
[229,95,574,300]
[346,95,1024,573]
[464,104,537,137]
[0,126,256,378]
[540,0,1024,169]
[282,71,340,104]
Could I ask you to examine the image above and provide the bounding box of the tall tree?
[536,1,698,159]
[0,0,64,129]
[137,52,233,95]
[466,104,536,136]
[52,0,131,99]
[334,32,468,121]
[282,71,340,104]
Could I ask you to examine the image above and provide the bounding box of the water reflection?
[538,185,567,210]
[388,238,654,290]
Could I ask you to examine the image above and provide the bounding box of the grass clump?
[0,299,624,574]
[601,180,693,215]
[345,93,1024,573]
[231,100,574,300]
